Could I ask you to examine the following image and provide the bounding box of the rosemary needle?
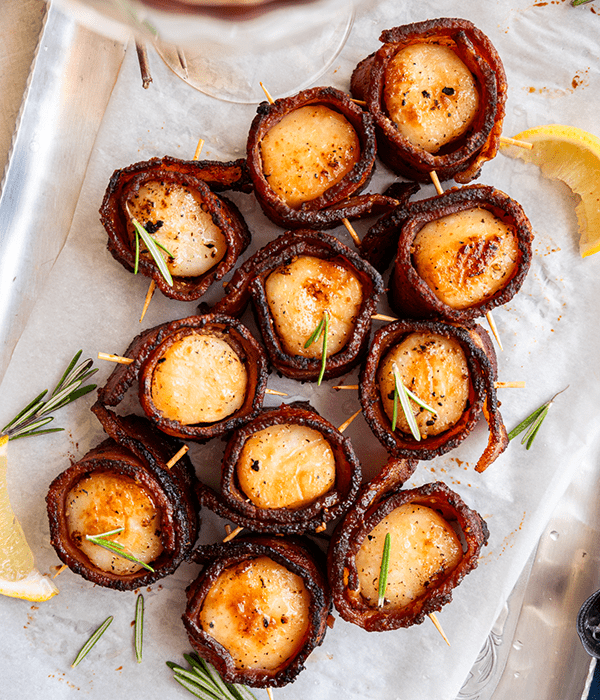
[72,616,113,667]
[391,363,437,439]
[135,594,144,663]
[304,311,329,385]
[377,532,392,608]
[85,528,155,572]
[168,653,258,700]
[508,386,568,449]
[131,216,174,287]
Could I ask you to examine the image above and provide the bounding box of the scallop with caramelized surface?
[184,535,331,687]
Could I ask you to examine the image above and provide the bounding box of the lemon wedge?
[0,435,58,601]
[500,124,600,257]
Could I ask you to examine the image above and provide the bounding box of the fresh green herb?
[167,653,259,700]
[1,350,97,441]
[131,216,174,287]
[377,532,392,608]
[508,387,568,450]
[304,310,329,385]
[85,528,155,572]
[71,616,113,667]
[135,594,144,663]
[390,363,437,440]
[572,0,594,6]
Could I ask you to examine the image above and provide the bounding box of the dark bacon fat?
[46,403,199,591]
[350,18,507,184]
[366,184,533,321]
[246,86,397,228]
[360,319,508,472]
[99,156,252,302]
[214,230,384,382]
[97,313,268,442]
[183,535,331,688]
[328,459,488,631]
[197,402,362,534]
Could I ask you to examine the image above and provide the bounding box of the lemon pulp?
[501,124,600,257]
[0,435,58,600]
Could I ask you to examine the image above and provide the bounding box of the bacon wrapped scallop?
[99,156,252,301]
[46,403,199,590]
[351,18,507,183]
[328,458,488,631]
[360,319,508,472]
[362,184,533,322]
[214,230,384,382]
[246,86,397,228]
[97,314,268,442]
[183,534,331,688]
[197,401,362,534]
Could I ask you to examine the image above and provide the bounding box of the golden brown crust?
[350,17,507,183]
[197,402,362,534]
[387,184,533,322]
[96,313,268,442]
[99,156,252,301]
[246,86,397,228]
[360,319,508,472]
[183,535,331,687]
[214,230,385,381]
[46,404,199,591]
[328,464,488,631]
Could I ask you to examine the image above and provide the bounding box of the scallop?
[411,207,520,309]
[260,105,360,208]
[378,332,470,438]
[383,43,479,153]
[199,555,311,670]
[65,471,163,575]
[355,504,463,608]
[265,255,363,359]
[151,332,247,425]
[126,180,227,277]
[236,424,336,509]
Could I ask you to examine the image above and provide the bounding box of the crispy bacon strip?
[328,460,488,631]
[214,230,384,381]
[46,404,199,591]
[351,18,507,183]
[360,319,508,472]
[99,156,252,301]
[184,535,331,687]
[246,86,397,228]
[97,313,268,442]
[197,402,362,534]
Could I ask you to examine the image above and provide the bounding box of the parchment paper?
[1,1,600,699]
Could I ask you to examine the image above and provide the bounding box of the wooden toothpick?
[223,525,244,543]
[342,217,361,246]
[429,612,450,646]
[338,409,362,434]
[139,279,156,323]
[499,135,533,150]
[166,445,189,470]
[429,170,444,195]
[98,352,134,365]
[486,310,503,351]
[193,138,205,162]
[265,388,289,397]
[260,82,275,104]
[372,313,398,322]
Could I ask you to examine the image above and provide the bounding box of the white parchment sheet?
[1,1,600,699]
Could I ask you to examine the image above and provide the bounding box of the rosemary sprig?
[391,363,437,440]
[1,350,97,441]
[377,532,392,608]
[304,310,329,385]
[167,653,258,700]
[85,528,155,572]
[508,387,568,450]
[131,216,174,287]
[71,616,113,667]
[572,0,594,6]
[135,594,144,663]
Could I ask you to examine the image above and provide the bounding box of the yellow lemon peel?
[500,124,600,258]
[0,435,58,601]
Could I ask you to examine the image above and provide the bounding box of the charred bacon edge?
[389,184,534,321]
[99,156,252,301]
[360,319,495,461]
[350,17,507,183]
[183,535,331,688]
[214,230,384,381]
[328,474,488,631]
[197,401,362,534]
[246,86,391,229]
[46,411,199,591]
[97,314,268,442]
